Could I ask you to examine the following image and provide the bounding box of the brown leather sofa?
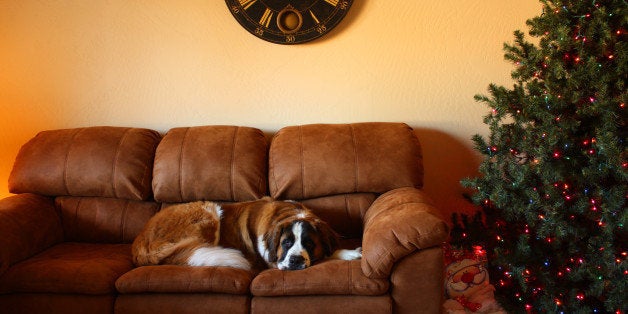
[0,122,449,314]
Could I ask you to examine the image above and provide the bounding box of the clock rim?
[225,0,353,45]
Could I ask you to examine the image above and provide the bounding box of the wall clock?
[225,0,353,45]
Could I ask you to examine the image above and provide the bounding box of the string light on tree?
[460,0,627,312]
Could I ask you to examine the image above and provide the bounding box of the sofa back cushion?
[152,126,268,202]
[269,123,423,238]
[57,196,160,243]
[9,127,161,201]
[269,123,423,200]
[300,193,377,238]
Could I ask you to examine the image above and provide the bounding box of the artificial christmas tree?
[463,0,627,312]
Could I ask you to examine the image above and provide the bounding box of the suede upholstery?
[9,127,161,201]
[152,126,267,203]
[0,123,449,314]
[269,123,424,200]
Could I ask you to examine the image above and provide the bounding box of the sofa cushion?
[300,193,376,239]
[269,123,423,200]
[0,194,63,277]
[116,294,250,314]
[0,243,134,295]
[251,260,388,296]
[0,294,116,314]
[251,296,392,314]
[56,197,160,243]
[116,265,252,295]
[152,126,267,202]
[9,127,161,201]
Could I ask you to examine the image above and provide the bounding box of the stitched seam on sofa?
[178,128,191,202]
[369,245,401,278]
[366,200,436,232]
[299,125,305,199]
[257,283,377,294]
[186,266,193,292]
[63,128,83,195]
[349,124,359,193]
[366,199,433,228]
[269,132,278,197]
[282,268,287,295]
[206,267,216,292]
[229,126,239,201]
[348,258,353,294]
[120,200,130,243]
[68,197,83,241]
[112,128,131,199]
[364,226,406,277]
[144,132,160,197]
[344,194,351,225]
[368,227,442,276]
[146,267,153,291]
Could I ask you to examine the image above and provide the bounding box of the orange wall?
[0,1,540,219]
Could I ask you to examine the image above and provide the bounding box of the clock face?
[225,0,353,44]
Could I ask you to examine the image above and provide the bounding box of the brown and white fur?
[132,198,361,271]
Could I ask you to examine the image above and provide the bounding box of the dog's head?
[264,204,339,270]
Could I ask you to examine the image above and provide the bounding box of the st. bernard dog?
[132,198,361,271]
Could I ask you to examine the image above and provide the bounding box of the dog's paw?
[332,247,362,260]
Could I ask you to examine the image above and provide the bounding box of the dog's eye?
[303,239,315,250]
[282,238,294,247]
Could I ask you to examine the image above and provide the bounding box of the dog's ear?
[314,220,340,257]
[264,224,284,263]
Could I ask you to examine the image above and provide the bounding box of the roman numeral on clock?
[309,10,320,24]
[259,8,273,28]
[324,0,339,6]
[239,0,257,10]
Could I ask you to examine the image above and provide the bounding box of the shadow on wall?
[413,128,482,224]
[261,126,482,225]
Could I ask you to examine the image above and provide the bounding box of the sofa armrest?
[0,193,63,276]
[361,187,449,278]
[391,247,445,313]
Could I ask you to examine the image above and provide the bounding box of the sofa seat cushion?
[0,243,133,295]
[116,265,253,295]
[251,260,388,296]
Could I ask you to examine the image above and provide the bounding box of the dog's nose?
[289,255,305,266]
